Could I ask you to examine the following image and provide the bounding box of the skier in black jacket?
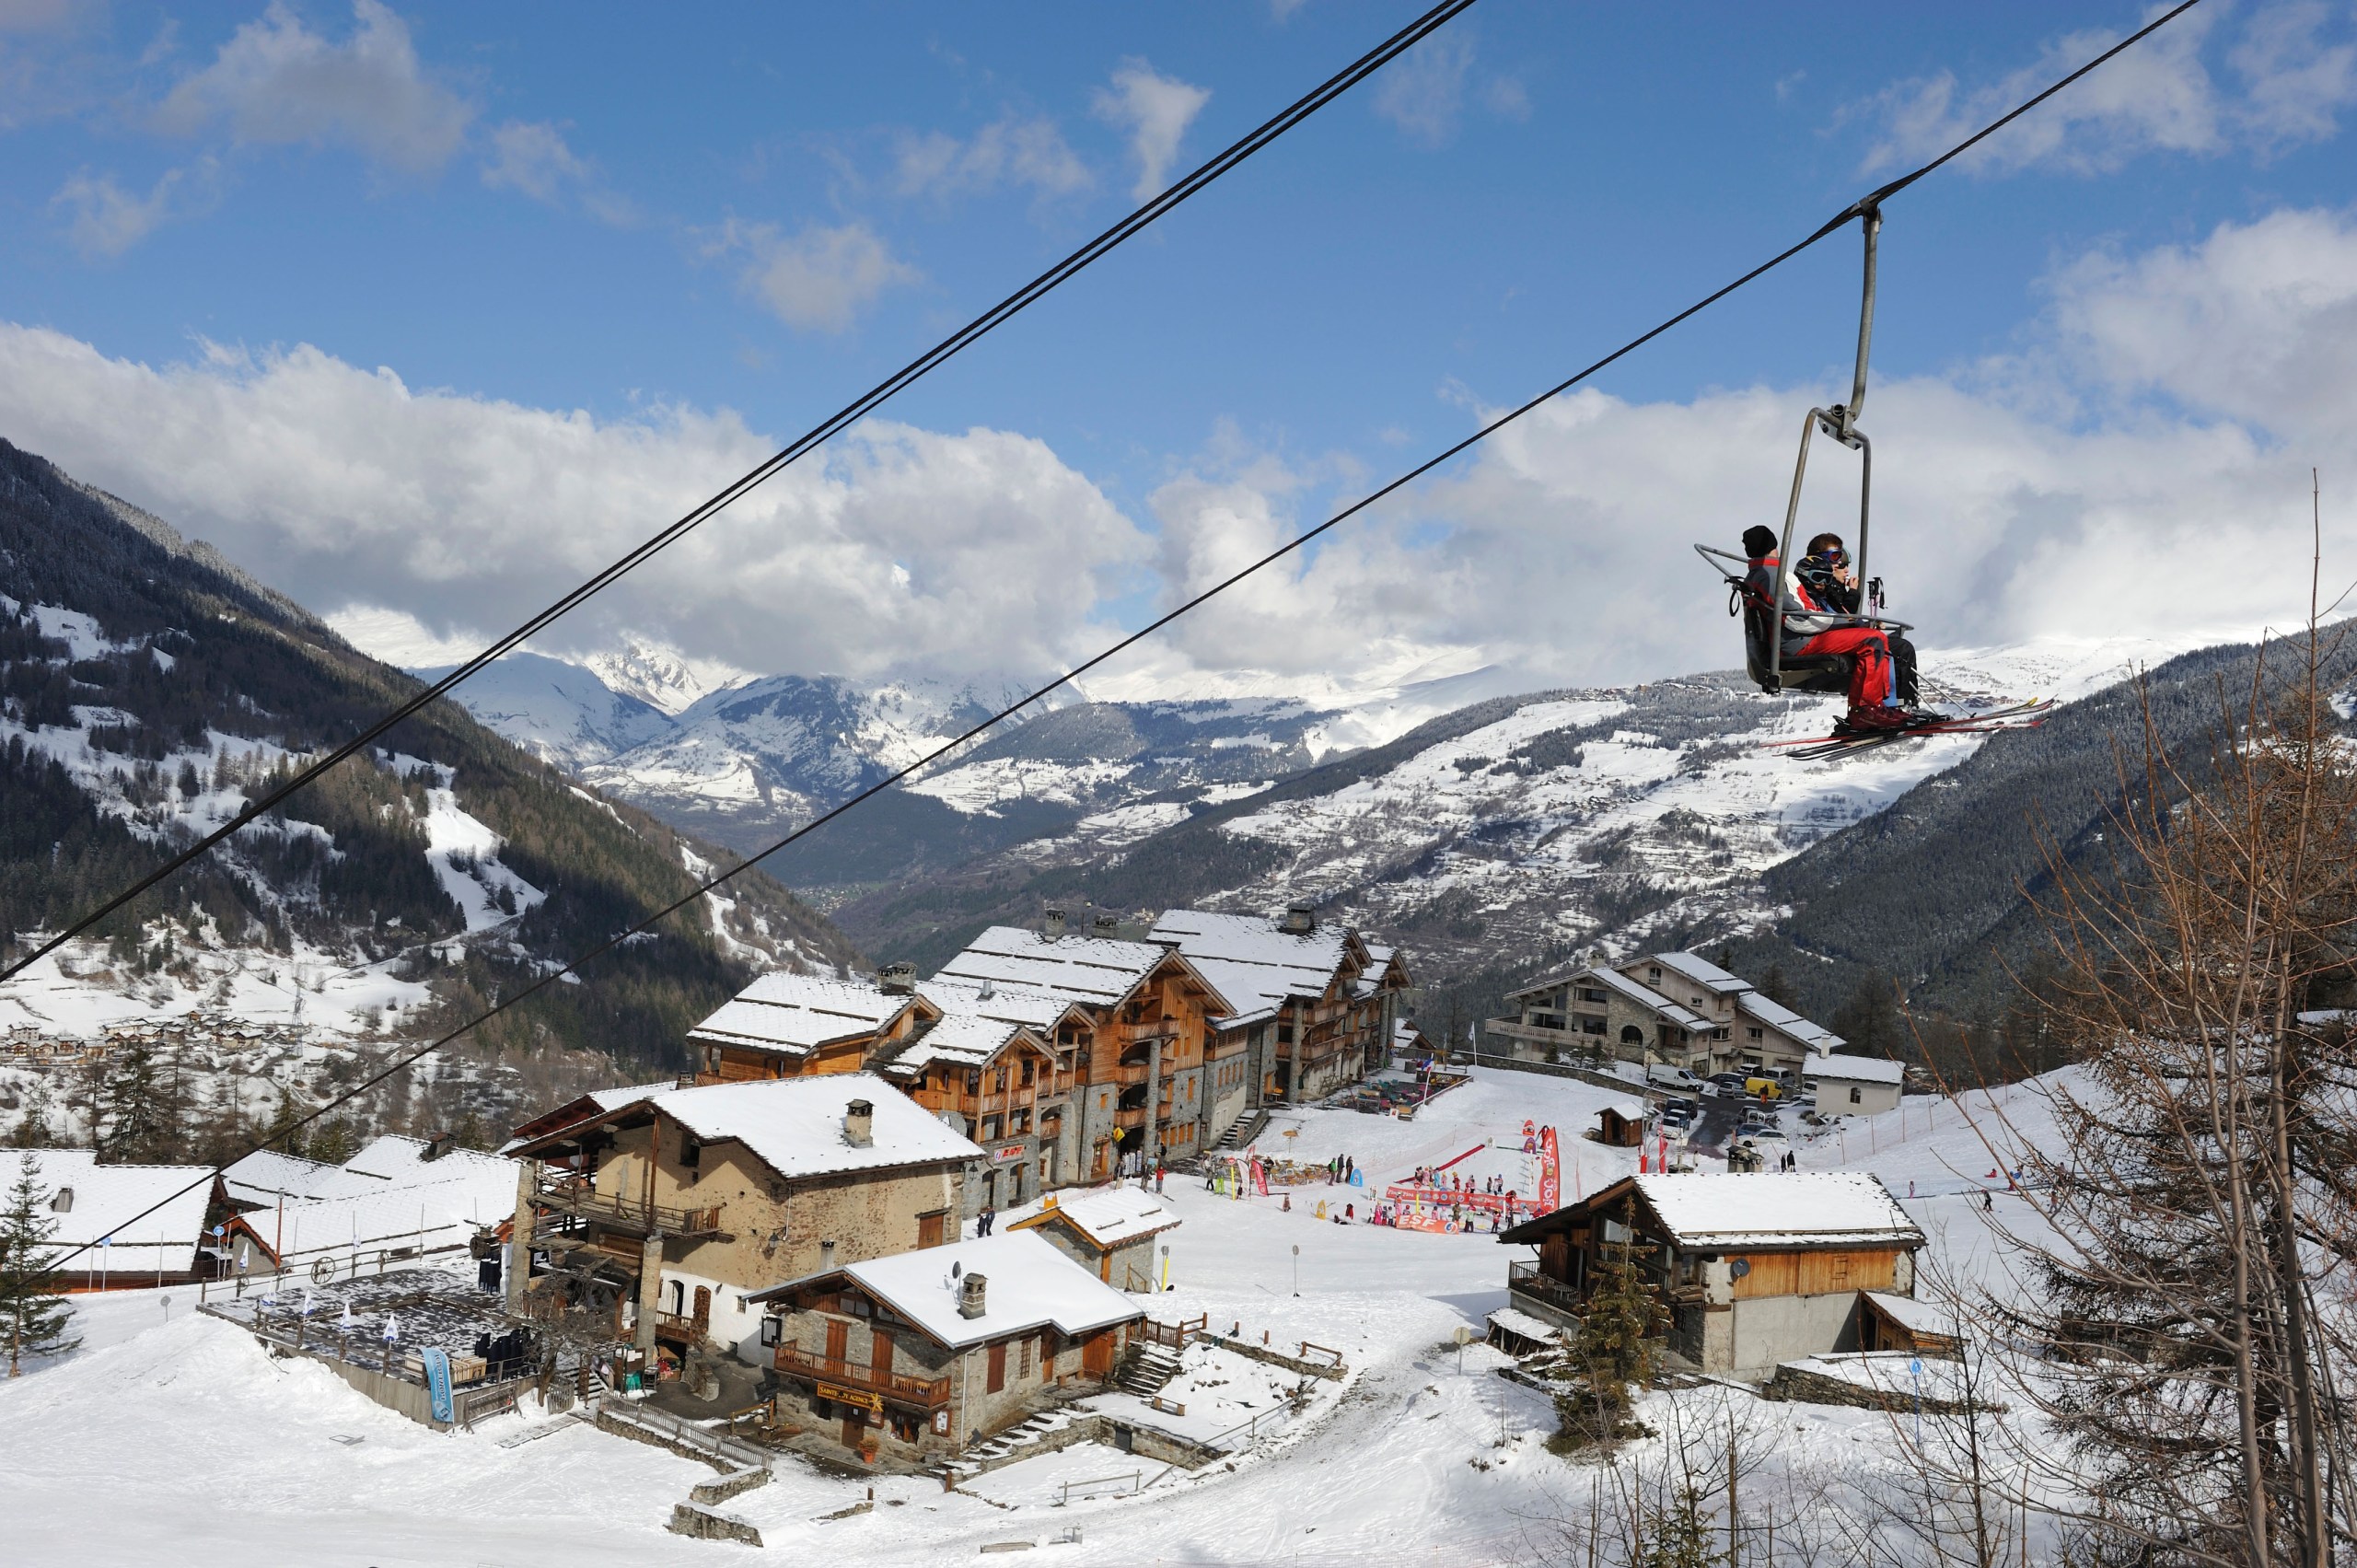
[1795,532,1918,705]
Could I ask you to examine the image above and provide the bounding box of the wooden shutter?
[825,1319,848,1365]
[986,1341,1007,1393]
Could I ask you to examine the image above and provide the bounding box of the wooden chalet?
[1149,904,1411,1109]
[935,916,1237,1181]
[1499,1172,1926,1372]
[683,970,932,1082]
[500,1074,980,1367]
[746,1231,1142,1469]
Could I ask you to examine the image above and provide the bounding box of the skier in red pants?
[1741,526,1917,732]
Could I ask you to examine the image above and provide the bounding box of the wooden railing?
[533,1173,724,1237]
[773,1343,950,1409]
[1509,1259,1582,1310]
[1137,1314,1206,1350]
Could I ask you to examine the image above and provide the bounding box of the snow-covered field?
[0,1065,2071,1566]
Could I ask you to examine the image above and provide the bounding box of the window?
[1581,1018,1606,1036]
[1277,1025,1294,1044]
[1849,1086,1863,1105]
[982,1114,1003,1140]
[994,1066,1009,1093]
[679,1132,700,1169]
[760,1315,783,1348]
[1579,988,1608,1005]
[1620,1026,1644,1046]
[1647,966,1662,982]
[1747,1027,1764,1040]
[967,1071,982,1095]
[49,1187,72,1214]
[1020,1059,1035,1086]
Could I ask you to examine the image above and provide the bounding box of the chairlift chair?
[1696,203,1912,695]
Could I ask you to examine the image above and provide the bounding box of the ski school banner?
[1538,1126,1561,1214]
[1383,1184,1526,1215]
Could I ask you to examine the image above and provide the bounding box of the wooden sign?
[817,1381,884,1413]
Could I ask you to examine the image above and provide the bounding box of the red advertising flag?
[1538,1126,1561,1214]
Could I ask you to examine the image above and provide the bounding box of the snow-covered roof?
[1005,1187,1181,1250]
[335,1133,512,1190]
[771,1232,1143,1350]
[916,978,1078,1031]
[1648,952,1752,996]
[1805,1055,1904,1085]
[1147,909,1355,1021]
[1737,993,1845,1053]
[498,1079,679,1154]
[533,1074,982,1180]
[881,1014,1036,1077]
[937,926,1197,1011]
[258,1171,515,1265]
[1863,1290,1954,1337]
[1598,1100,1646,1121]
[1631,1173,1922,1249]
[219,1149,342,1208]
[1585,965,1709,1030]
[685,972,916,1058]
[0,1151,211,1273]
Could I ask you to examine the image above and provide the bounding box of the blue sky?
[3,1,2355,699]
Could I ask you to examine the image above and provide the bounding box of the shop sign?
[816,1381,884,1412]
[993,1144,1027,1163]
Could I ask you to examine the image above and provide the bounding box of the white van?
[1646,1063,1703,1092]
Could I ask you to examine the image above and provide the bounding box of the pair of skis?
[1769,698,2050,761]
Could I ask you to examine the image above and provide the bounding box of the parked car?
[1708,1072,1748,1089]
[1747,1126,1790,1144]
[1647,1063,1704,1091]
[1704,1079,1746,1098]
[1744,1075,1785,1100]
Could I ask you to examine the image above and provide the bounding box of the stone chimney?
[1043,907,1067,940]
[844,1098,874,1148]
[878,961,916,995]
[958,1272,988,1319]
[1092,914,1119,936]
[1280,901,1316,936]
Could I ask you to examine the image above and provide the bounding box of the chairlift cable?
[0,0,1483,987]
[32,0,2207,1272]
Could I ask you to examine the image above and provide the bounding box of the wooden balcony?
[1509,1259,1584,1314]
[774,1344,949,1409]
[533,1173,726,1239]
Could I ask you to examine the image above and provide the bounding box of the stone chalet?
[1500,1171,1926,1373]
[747,1230,1143,1469]
[1492,950,1843,1079]
[500,1074,980,1365]
[1004,1187,1182,1291]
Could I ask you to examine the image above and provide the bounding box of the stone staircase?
[1116,1343,1183,1399]
[1215,1109,1271,1154]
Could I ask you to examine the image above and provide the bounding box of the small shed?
[1004,1187,1181,1291]
[1804,1055,1905,1116]
[1592,1101,1646,1147]
[1859,1290,1962,1358]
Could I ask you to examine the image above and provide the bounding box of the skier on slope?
[1742,525,1923,732]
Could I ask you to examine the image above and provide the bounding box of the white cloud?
[708,218,921,333]
[4,207,2354,704]
[1855,1,2356,177]
[0,326,1147,688]
[1091,59,1210,202]
[1373,31,1474,145]
[894,114,1091,200]
[154,0,472,173]
[49,160,216,256]
[481,119,632,223]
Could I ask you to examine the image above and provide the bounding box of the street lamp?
[1291,1243,1300,1297]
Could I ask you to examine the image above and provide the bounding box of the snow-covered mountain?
[0,440,860,1096]
[826,633,2219,984]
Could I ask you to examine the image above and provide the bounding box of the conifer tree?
[95,1040,186,1164]
[1555,1214,1662,1449]
[0,1156,81,1376]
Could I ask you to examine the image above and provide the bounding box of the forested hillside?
[1724,633,2357,1026]
[0,439,861,1074]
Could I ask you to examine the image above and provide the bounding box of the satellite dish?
[1729,1258,1751,1279]
[950,1261,962,1279]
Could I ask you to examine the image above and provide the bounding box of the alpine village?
[3,5,2353,1567]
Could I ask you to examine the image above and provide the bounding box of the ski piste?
[1770,698,2052,761]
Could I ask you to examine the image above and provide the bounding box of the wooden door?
[918,1211,946,1249]
[825,1319,848,1367]
[691,1286,711,1333]
[986,1341,1007,1393]
[871,1329,893,1379]
[1082,1329,1114,1378]
[842,1415,864,1452]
